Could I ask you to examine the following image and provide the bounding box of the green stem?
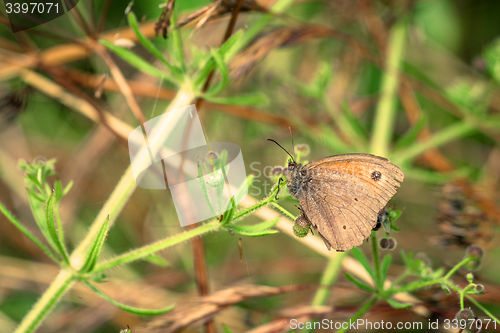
[371,233,382,291]
[269,202,295,220]
[335,296,377,333]
[70,90,195,270]
[304,252,348,333]
[394,122,475,165]
[389,269,410,288]
[386,278,443,295]
[370,19,407,156]
[93,221,219,272]
[466,295,500,323]
[14,270,75,333]
[443,257,472,280]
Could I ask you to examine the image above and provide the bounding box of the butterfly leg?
[275,177,285,200]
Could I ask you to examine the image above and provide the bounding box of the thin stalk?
[371,233,382,290]
[386,278,442,295]
[93,221,219,272]
[304,252,348,333]
[444,257,472,280]
[14,270,75,333]
[466,295,500,323]
[335,296,377,333]
[395,122,475,165]
[370,19,407,156]
[70,90,195,270]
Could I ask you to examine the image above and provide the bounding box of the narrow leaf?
[100,39,167,80]
[63,180,74,196]
[83,281,175,316]
[344,273,376,293]
[80,215,110,273]
[385,297,413,309]
[54,180,63,202]
[230,228,279,237]
[206,48,229,96]
[381,254,392,284]
[127,12,182,81]
[203,93,268,107]
[197,158,216,218]
[394,115,426,150]
[142,254,170,268]
[46,192,69,263]
[0,201,59,262]
[232,217,280,232]
[350,247,374,279]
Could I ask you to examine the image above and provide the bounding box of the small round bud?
[282,168,289,177]
[293,216,311,238]
[294,144,310,156]
[387,238,397,250]
[455,307,475,321]
[271,166,283,177]
[379,238,389,249]
[465,260,481,271]
[466,272,474,283]
[466,244,483,260]
[415,252,432,267]
[441,283,451,294]
[474,284,485,295]
[206,151,219,164]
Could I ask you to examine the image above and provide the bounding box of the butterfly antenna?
[267,139,295,162]
[289,127,296,160]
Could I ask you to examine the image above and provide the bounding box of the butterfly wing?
[296,154,404,252]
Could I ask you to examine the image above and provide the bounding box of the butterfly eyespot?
[343,225,346,230]
[371,170,382,181]
[354,198,358,201]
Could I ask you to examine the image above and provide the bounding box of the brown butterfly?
[269,139,404,252]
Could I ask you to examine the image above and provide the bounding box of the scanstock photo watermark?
[3,0,79,32]
[290,318,497,331]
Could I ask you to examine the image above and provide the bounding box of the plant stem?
[304,252,348,333]
[444,257,472,280]
[371,233,382,291]
[466,295,500,323]
[386,278,442,295]
[269,202,295,220]
[70,90,194,270]
[394,122,475,165]
[335,296,377,333]
[93,221,219,272]
[370,19,407,156]
[14,270,75,333]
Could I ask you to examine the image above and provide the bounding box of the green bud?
[466,272,474,283]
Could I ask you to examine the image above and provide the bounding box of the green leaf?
[63,180,73,196]
[197,158,216,218]
[169,10,185,71]
[206,48,230,96]
[100,39,167,80]
[344,273,376,293]
[82,280,175,316]
[45,192,69,264]
[231,217,280,232]
[194,30,244,88]
[0,201,59,262]
[223,325,235,333]
[381,254,392,284]
[203,93,268,107]
[27,188,45,202]
[142,254,170,268]
[26,174,43,191]
[342,102,368,139]
[230,228,279,237]
[394,115,426,150]
[54,180,63,202]
[385,297,412,309]
[220,197,236,226]
[350,247,374,279]
[80,215,110,273]
[127,11,182,81]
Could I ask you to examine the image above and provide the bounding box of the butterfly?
[269,139,404,252]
